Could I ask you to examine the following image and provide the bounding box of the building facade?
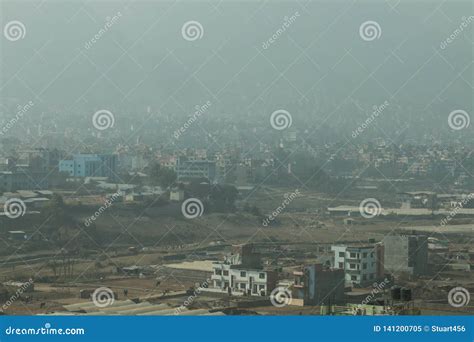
[292,264,345,306]
[176,158,216,183]
[383,235,428,276]
[0,170,48,191]
[332,244,383,286]
[59,154,117,179]
[210,244,277,296]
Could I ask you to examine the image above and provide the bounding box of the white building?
[331,245,378,286]
[211,263,275,296]
[169,189,184,201]
[210,244,277,296]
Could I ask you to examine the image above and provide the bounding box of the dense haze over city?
[0,0,472,319]
[1,0,472,149]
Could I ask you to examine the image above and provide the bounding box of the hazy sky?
[0,0,472,142]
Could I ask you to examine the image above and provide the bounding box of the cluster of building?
[206,236,428,307]
[1,139,474,193]
[210,244,277,297]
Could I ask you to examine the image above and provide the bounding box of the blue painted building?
[59,154,117,179]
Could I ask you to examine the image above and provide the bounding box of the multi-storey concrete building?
[210,244,277,296]
[383,235,428,276]
[292,264,345,306]
[331,243,384,287]
[59,154,117,179]
[176,157,216,183]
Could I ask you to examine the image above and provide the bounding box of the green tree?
[210,184,238,212]
[149,163,177,189]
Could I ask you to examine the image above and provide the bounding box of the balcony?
[211,274,227,281]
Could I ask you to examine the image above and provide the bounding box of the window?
[223,270,229,276]
[350,263,356,269]
[239,283,246,289]
[215,280,221,287]
[259,273,265,279]
[240,271,246,277]
[351,275,357,281]
[371,252,374,257]
[362,263,367,269]
[215,269,222,275]
[339,252,345,257]
[362,252,367,258]
[259,285,265,290]
[338,262,343,268]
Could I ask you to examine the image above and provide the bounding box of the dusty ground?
[1,186,473,315]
